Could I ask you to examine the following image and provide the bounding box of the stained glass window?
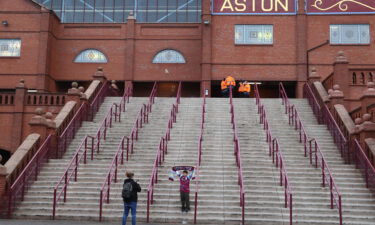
[152,50,186,63]
[0,39,21,57]
[74,49,108,63]
[235,25,273,45]
[330,24,370,44]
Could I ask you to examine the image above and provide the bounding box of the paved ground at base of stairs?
[0,220,187,225]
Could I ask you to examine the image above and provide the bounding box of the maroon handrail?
[57,81,119,158]
[193,95,205,224]
[52,88,130,219]
[280,82,342,225]
[229,86,246,224]
[7,135,52,217]
[309,139,343,225]
[147,81,182,223]
[303,83,323,123]
[303,83,350,163]
[98,82,157,221]
[352,139,375,190]
[254,84,293,225]
[304,83,375,194]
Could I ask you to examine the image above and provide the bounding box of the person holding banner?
[169,166,195,212]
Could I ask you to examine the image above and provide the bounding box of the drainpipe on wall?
[306,40,330,79]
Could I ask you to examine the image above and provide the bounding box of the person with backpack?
[122,171,141,225]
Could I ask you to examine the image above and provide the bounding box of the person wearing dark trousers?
[122,171,141,225]
[170,168,195,212]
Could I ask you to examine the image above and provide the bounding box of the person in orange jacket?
[238,81,245,97]
[243,81,251,98]
[225,76,236,95]
[221,78,229,97]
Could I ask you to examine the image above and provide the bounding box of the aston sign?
[211,0,297,15]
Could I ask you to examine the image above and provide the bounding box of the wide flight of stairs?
[263,98,375,225]
[9,96,375,225]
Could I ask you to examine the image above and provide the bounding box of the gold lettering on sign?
[235,0,247,11]
[311,0,375,11]
[275,0,288,11]
[261,0,273,11]
[220,0,235,11]
[252,0,256,11]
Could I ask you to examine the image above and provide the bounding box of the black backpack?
[122,181,133,200]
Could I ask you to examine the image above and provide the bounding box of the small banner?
[211,0,297,15]
[306,0,375,14]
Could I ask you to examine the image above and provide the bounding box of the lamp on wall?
[2,20,9,27]
[203,20,210,25]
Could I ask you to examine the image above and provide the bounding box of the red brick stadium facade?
[1,0,375,155]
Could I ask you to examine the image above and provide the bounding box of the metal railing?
[193,95,206,224]
[57,81,118,158]
[254,84,293,225]
[304,82,375,193]
[280,82,342,225]
[52,86,132,219]
[229,87,245,224]
[98,82,157,221]
[352,139,375,190]
[304,83,350,163]
[7,135,51,217]
[147,82,182,223]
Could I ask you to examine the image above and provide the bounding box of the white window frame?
[235,25,274,45]
[152,49,186,64]
[0,39,21,57]
[330,24,370,45]
[74,49,108,63]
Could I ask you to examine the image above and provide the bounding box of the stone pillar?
[0,156,7,196]
[360,82,375,116]
[295,0,308,98]
[332,51,349,98]
[66,82,82,103]
[308,67,321,83]
[45,112,57,156]
[329,84,344,109]
[93,67,108,83]
[201,0,212,97]
[29,108,49,141]
[11,80,27,152]
[359,114,375,153]
[124,12,135,91]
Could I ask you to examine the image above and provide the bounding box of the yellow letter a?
[220,0,234,11]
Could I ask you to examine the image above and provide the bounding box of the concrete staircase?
[10,96,375,225]
[233,98,287,225]
[262,98,375,225]
[192,98,241,224]
[12,96,149,219]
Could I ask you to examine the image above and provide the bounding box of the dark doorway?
[181,82,200,97]
[0,149,11,165]
[133,82,200,97]
[211,81,296,98]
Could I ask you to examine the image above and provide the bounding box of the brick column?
[295,0,308,98]
[360,82,375,116]
[36,7,52,92]
[201,0,212,97]
[358,114,375,155]
[29,108,48,141]
[124,12,135,92]
[332,51,349,98]
[11,80,27,152]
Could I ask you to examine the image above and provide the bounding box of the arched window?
[152,49,186,64]
[74,49,108,63]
